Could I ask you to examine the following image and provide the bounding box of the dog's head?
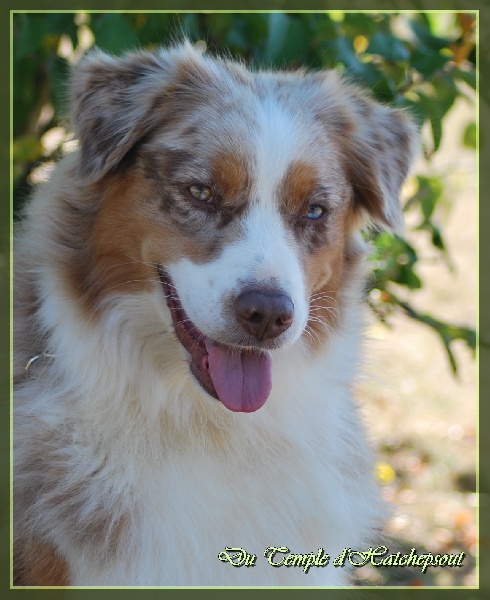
[67,41,417,412]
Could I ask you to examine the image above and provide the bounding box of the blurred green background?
[12,11,477,587]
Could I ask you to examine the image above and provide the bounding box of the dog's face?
[67,42,417,412]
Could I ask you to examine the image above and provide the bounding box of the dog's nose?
[235,289,294,341]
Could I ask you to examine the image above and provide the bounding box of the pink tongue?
[205,340,272,413]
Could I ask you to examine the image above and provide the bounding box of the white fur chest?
[54,345,382,586]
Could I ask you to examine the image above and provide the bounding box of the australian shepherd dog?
[13,41,417,586]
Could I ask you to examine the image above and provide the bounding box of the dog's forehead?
[249,93,335,204]
[159,67,342,208]
[198,68,329,155]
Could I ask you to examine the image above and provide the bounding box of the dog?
[13,41,417,586]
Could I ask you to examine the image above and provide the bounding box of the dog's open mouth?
[158,267,272,413]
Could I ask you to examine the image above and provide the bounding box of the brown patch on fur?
[302,205,365,350]
[317,104,355,138]
[14,430,131,579]
[66,174,156,315]
[14,537,69,586]
[304,243,345,349]
[345,146,387,225]
[278,160,339,252]
[65,157,236,315]
[211,151,251,202]
[174,53,205,86]
[279,160,320,215]
[46,469,129,557]
[222,61,254,86]
[211,151,251,225]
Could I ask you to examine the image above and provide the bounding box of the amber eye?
[189,184,213,203]
[304,204,325,220]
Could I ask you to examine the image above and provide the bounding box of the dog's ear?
[70,43,204,182]
[326,79,419,231]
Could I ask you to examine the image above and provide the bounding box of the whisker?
[103,278,161,293]
[308,316,338,337]
[109,257,162,270]
[309,306,340,315]
[304,325,322,346]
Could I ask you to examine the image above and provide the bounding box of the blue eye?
[305,204,325,220]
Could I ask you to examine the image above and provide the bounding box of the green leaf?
[443,340,458,374]
[12,55,46,136]
[178,13,201,41]
[452,67,476,90]
[415,92,444,152]
[432,73,459,117]
[280,17,313,66]
[463,122,477,148]
[414,74,458,152]
[366,31,410,62]
[399,266,422,289]
[264,13,290,64]
[91,14,139,54]
[15,13,48,58]
[410,47,450,78]
[226,27,249,52]
[130,13,173,48]
[224,14,268,55]
[206,14,234,41]
[430,224,446,251]
[430,114,443,152]
[410,175,444,220]
[329,36,389,94]
[311,13,337,41]
[45,13,78,49]
[342,13,380,37]
[240,14,269,48]
[409,18,451,52]
[371,233,422,290]
[325,35,360,73]
[12,134,43,163]
[380,292,476,374]
[263,14,311,68]
[48,55,70,118]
